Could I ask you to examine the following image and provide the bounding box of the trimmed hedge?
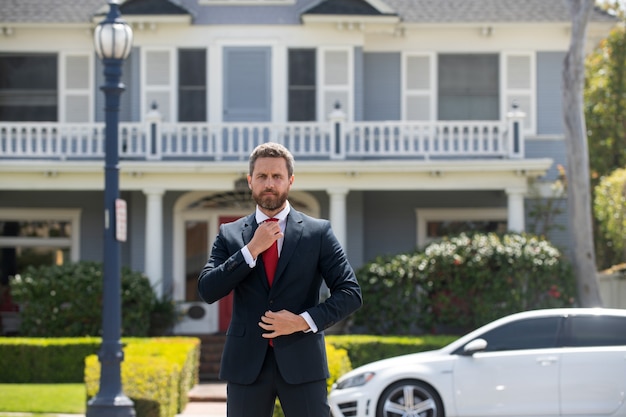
[0,334,452,417]
[85,337,200,417]
[0,337,101,383]
[327,334,457,368]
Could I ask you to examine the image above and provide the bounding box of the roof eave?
[90,15,192,25]
[301,14,400,24]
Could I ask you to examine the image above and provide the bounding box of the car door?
[453,316,562,416]
[559,314,626,415]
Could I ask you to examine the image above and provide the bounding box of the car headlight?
[334,372,375,390]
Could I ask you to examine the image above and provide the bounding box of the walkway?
[179,382,227,417]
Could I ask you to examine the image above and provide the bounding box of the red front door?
[217,216,241,332]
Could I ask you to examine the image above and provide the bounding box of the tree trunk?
[562,0,603,306]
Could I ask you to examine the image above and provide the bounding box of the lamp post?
[87,2,134,417]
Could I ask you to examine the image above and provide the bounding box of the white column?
[506,187,526,232]
[327,188,349,249]
[144,188,164,298]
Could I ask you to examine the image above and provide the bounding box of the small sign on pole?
[115,198,127,242]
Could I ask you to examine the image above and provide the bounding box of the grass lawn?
[0,384,86,414]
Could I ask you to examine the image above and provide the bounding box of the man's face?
[248,157,294,213]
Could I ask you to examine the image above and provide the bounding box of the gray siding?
[162,191,180,294]
[179,0,313,25]
[525,198,572,256]
[362,190,507,262]
[0,191,106,263]
[128,191,146,274]
[536,51,566,135]
[354,47,364,122]
[346,191,365,268]
[363,52,401,121]
[525,138,566,181]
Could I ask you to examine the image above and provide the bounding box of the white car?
[329,308,626,417]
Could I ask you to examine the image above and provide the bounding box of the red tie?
[262,218,279,287]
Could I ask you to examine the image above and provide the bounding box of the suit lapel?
[241,214,257,246]
[272,210,304,287]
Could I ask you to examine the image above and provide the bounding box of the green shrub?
[85,337,200,417]
[327,334,457,368]
[10,261,161,337]
[0,337,101,383]
[352,253,425,334]
[354,232,576,334]
[595,167,626,262]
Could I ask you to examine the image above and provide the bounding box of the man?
[198,142,362,417]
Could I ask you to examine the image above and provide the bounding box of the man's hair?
[249,142,295,177]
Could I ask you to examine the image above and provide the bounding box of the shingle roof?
[0,0,617,24]
[382,0,616,23]
[0,0,190,23]
[0,0,105,23]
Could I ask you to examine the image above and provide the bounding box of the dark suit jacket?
[198,209,362,385]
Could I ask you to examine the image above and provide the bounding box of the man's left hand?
[259,310,309,338]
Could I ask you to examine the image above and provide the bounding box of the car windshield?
[453,317,562,354]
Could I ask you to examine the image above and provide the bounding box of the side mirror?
[462,338,488,355]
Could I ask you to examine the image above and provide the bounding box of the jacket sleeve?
[197,225,251,304]
[306,221,363,330]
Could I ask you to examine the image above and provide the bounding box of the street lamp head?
[94,0,133,60]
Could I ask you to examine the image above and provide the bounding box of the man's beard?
[252,189,288,211]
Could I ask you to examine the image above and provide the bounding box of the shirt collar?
[255,200,290,224]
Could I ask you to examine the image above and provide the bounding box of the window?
[0,209,80,286]
[288,49,316,121]
[0,53,58,121]
[178,49,207,122]
[438,54,499,121]
[565,315,626,347]
[475,317,561,352]
[416,208,507,246]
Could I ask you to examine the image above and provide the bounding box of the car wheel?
[376,379,444,417]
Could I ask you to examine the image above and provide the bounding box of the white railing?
[0,113,525,161]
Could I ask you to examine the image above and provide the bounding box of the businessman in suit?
[198,142,362,417]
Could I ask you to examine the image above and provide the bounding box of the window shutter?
[61,53,92,122]
[144,49,173,121]
[503,53,534,132]
[404,53,433,121]
[320,47,352,120]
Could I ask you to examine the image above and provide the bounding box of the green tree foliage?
[584,5,626,268]
[594,168,626,259]
[9,261,173,337]
[585,24,626,180]
[353,233,576,335]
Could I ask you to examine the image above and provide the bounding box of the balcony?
[0,110,526,162]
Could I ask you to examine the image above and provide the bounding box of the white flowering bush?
[353,232,576,334]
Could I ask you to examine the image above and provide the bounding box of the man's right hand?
[247,220,283,259]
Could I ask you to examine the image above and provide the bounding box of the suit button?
[269,300,274,305]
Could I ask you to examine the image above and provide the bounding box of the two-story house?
[0,0,616,337]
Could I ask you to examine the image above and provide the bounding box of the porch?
[0,110,526,161]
